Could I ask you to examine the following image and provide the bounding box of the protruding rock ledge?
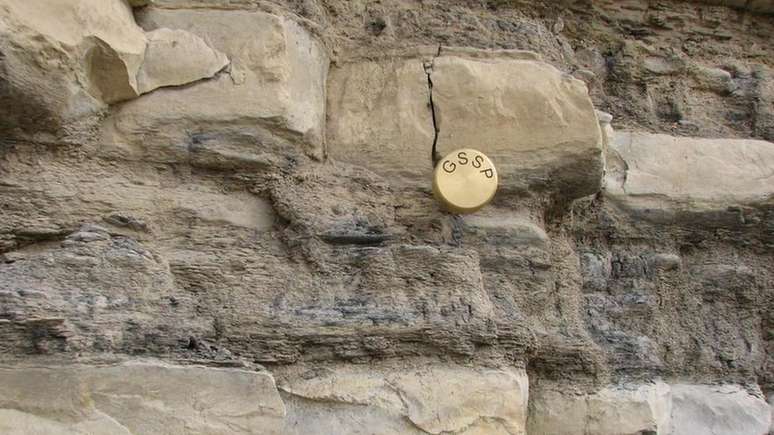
[136,28,229,95]
[529,381,672,435]
[0,0,248,145]
[604,132,774,230]
[104,7,329,161]
[326,47,604,201]
[2,362,770,435]
[0,0,146,139]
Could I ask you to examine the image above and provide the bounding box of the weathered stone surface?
[326,53,433,179]
[282,396,425,435]
[0,152,508,363]
[106,8,328,160]
[278,363,529,434]
[606,132,774,217]
[769,394,774,435]
[431,52,604,199]
[0,153,281,357]
[1,1,774,433]
[690,64,735,95]
[529,382,774,435]
[0,361,285,435]
[0,154,275,253]
[0,0,253,145]
[755,67,774,142]
[462,212,549,250]
[327,48,604,199]
[528,381,672,435]
[0,0,146,139]
[700,0,774,13]
[136,28,229,95]
[670,384,771,435]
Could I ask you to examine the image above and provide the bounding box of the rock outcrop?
[0,0,773,434]
[121,7,329,160]
[606,132,774,208]
[605,132,774,231]
[0,0,145,140]
[278,363,529,434]
[0,0,233,144]
[135,28,229,95]
[529,381,772,435]
[327,48,604,199]
[528,381,673,435]
[0,361,529,435]
[0,361,286,435]
[670,384,771,435]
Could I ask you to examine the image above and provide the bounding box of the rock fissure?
[424,45,443,167]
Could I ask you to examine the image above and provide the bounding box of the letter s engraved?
[472,155,483,168]
[457,151,468,165]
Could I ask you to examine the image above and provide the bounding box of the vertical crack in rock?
[424,45,443,167]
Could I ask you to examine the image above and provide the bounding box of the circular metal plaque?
[432,149,498,214]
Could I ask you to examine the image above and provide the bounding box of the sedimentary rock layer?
[0,0,772,433]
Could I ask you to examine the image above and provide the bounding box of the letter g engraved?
[443,160,456,173]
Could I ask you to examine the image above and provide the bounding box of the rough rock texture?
[702,0,774,13]
[529,381,772,435]
[122,7,329,159]
[277,363,529,434]
[0,0,146,140]
[328,48,604,200]
[0,361,286,435]
[670,384,771,435]
[528,381,673,434]
[1,0,773,433]
[136,28,229,94]
[606,132,774,221]
[0,0,235,145]
[288,0,774,142]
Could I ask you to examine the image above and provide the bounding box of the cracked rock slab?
[0,361,286,435]
[326,52,434,180]
[327,47,603,200]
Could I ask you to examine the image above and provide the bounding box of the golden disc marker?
[432,149,498,214]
